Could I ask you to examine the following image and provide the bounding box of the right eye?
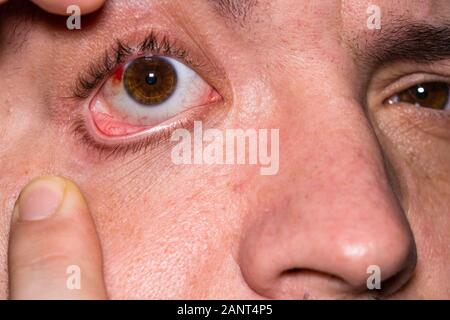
[89,56,220,137]
[387,82,450,110]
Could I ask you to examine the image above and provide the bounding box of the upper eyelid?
[72,31,203,100]
[380,74,450,101]
[367,64,450,106]
[371,60,450,91]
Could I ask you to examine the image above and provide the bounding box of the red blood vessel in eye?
[112,66,124,85]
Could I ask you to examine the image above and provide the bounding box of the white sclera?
[102,56,211,126]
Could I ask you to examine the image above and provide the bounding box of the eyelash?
[373,70,449,106]
[70,32,206,158]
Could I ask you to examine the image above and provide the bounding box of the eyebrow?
[209,0,257,25]
[357,21,450,67]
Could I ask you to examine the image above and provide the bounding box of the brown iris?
[397,82,449,110]
[123,57,177,105]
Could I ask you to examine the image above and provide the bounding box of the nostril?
[281,268,301,275]
[277,268,350,296]
[376,246,417,296]
[281,268,344,282]
[366,270,414,299]
[377,271,406,296]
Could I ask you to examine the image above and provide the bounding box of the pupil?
[146,72,158,85]
[415,85,428,100]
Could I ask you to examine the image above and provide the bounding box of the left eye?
[387,82,450,110]
[89,56,219,137]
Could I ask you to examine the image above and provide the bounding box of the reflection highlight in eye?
[89,55,220,137]
[387,82,450,110]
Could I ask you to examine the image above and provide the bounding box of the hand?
[0,0,106,15]
[1,0,109,300]
[8,176,107,299]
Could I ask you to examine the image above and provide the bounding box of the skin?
[0,0,106,15]
[0,0,449,299]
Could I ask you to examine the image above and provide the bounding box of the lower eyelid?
[89,92,158,137]
[87,102,172,142]
[74,109,191,155]
[91,111,153,137]
[79,95,219,150]
[381,102,450,141]
[72,116,191,159]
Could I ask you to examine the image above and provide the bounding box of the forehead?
[97,0,450,47]
[1,0,449,66]
[245,0,450,34]
[208,0,450,27]
[339,0,450,36]
[2,0,449,38]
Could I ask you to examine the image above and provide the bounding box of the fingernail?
[17,177,65,221]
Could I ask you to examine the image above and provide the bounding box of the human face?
[0,0,449,299]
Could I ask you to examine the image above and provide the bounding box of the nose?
[238,99,416,299]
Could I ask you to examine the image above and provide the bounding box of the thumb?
[8,176,107,299]
[30,0,106,15]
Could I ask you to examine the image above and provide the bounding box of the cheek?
[369,104,450,296]
[72,159,241,298]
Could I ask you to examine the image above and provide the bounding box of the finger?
[30,0,106,15]
[8,176,107,300]
[0,0,8,5]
